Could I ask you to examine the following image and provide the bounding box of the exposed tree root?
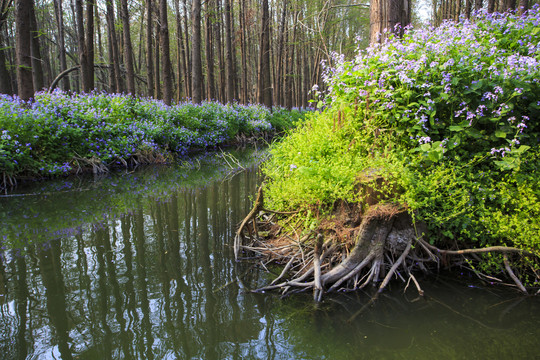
[236,187,539,301]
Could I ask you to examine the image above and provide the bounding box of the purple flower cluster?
[318,6,540,166]
[0,91,304,178]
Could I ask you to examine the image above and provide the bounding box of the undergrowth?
[262,8,540,271]
[0,91,307,179]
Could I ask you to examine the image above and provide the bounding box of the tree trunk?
[52,0,69,91]
[239,0,248,104]
[370,0,411,45]
[258,0,272,108]
[205,0,215,101]
[464,0,472,19]
[159,0,172,104]
[120,0,135,94]
[275,1,287,107]
[477,0,485,12]
[224,0,234,103]
[146,0,154,98]
[154,12,160,99]
[0,0,13,94]
[174,0,186,101]
[505,0,516,11]
[182,0,191,99]
[106,0,121,93]
[30,4,44,91]
[15,0,34,100]
[191,0,202,103]
[214,0,225,103]
[74,0,90,92]
[518,0,528,14]
[85,0,94,90]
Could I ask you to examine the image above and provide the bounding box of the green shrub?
[263,9,540,256]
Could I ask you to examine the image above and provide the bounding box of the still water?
[0,149,539,360]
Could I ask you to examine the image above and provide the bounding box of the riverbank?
[236,10,540,298]
[0,90,308,189]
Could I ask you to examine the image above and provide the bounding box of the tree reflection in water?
[0,150,539,359]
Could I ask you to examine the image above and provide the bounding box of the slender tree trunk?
[477,0,485,12]
[146,0,154,97]
[120,0,135,94]
[239,0,248,103]
[224,0,234,103]
[85,0,94,90]
[214,0,225,103]
[74,0,90,92]
[191,0,202,103]
[182,0,191,99]
[258,0,272,108]
[275,1,287,107]
[518,0,528,14]
[15,0,34,100]
[0,0,12,94]
[52,0,69,91]
[505,0,516,11]
[159,0,172,104]
[154,12,160,99]
[0,30,12,94]
[370,0,411,44]
[174,0,185,101]
[205,0,215,100]
[29,1,43,91]
[106,0,121,92]
[230,0,238,101]
[285,13,297,110]
[464,0,472,18]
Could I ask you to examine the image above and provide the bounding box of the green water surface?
[0,149,538,359]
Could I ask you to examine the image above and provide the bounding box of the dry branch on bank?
[235,187,539,301]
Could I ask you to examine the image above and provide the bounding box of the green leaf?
[420,143,431,152]
[449,125,464,132]
[495,130,507,138]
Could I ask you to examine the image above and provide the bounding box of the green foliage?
[263,10,540,257]
[0,91,309,178]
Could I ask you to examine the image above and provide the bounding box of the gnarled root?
[242,203,423,300]
[237,195,539,300]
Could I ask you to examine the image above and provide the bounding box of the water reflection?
[0,150,539,359]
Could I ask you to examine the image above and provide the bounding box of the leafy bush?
[0,91,309,178]
[263,9,540,256]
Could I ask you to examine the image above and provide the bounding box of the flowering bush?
[263,9,540,259]
[0,91,308,178]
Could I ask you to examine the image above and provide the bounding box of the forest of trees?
[1,0,534,106]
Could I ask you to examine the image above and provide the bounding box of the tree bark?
[146,0,154,98]
[174,0,186,101]
[120,0,135,94]
[159,0,172,104]
[182,0,191,99]
[518,0,528,14]
[154,11,160,99]
[74,0,90,92]
[29,0,43,91]
[85,0,94,90]
[258,0,272,108]
[0,0,13,94]
[191,0,202,103]
[214,0,225,103]
[205,0,215,100]
[52,0,69,91]
[224,0,235,103]
[105,0,121,93]
[370,0,411,45]
[15,0,34,100]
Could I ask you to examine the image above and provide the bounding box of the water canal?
[0,148,539,359]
